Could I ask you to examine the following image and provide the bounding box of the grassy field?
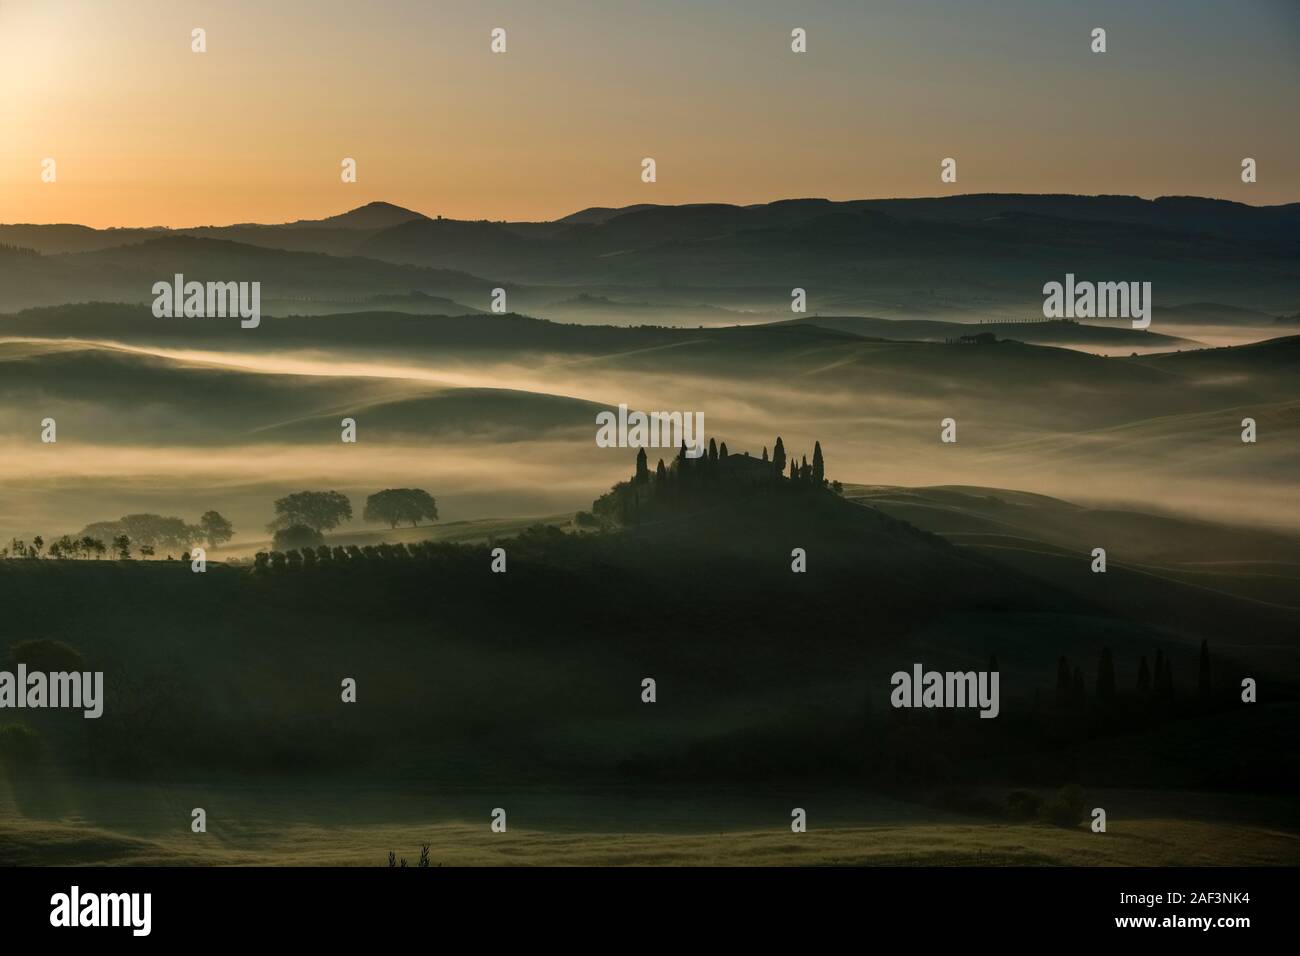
[1,813,1293,867]
[3,775,1295,867]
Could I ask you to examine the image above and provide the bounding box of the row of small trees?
[629,436,831,489]
[3,491,440,561]
[1056,641,1217,707]
[253,539,457,572]
[593,436,840,527]
[3,510,234,560]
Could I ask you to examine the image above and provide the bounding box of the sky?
[1,0,1298,227]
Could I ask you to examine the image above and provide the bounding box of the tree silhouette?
[812,441,825,487]
[634,448,649,483]
[772,437,786,478]
[1159,655,1174,697]
[363,489,438,529]
[273,524,325,551]
[269,491,353,532]
[719,441,729,461]
[81,514,202,551]
[112,534,131,560]
[199,510,234,548]
[1056,656,1071,707]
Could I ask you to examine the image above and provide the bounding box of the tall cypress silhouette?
[812,441,825,486]
[772,437,786,478]
[635,447,649,483]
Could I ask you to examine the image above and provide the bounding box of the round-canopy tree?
[268,491,353,533]
[272,524,325,551]
[199,510,234,548]
[363,489,439,529]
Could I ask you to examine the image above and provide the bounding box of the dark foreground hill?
[1,476,1293,801]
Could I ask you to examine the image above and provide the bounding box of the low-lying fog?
[2,336,1296,547]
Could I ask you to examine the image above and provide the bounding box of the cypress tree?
[719,441,729,461]
[635,447,649,483]
[812,441,825,486]
[772,437,786,477]
[761,446,769,462]
[708,437,718,464]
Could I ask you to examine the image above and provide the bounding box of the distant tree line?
[1053,639,1223,712]
[2,510,233,561]
[253,538,463,574]
[3,488,440,563]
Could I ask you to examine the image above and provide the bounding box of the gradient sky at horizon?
[2,0,1298,227]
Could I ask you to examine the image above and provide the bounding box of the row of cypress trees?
[1055,640,1216,707]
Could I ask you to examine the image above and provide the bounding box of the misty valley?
[0,193,1297,867]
